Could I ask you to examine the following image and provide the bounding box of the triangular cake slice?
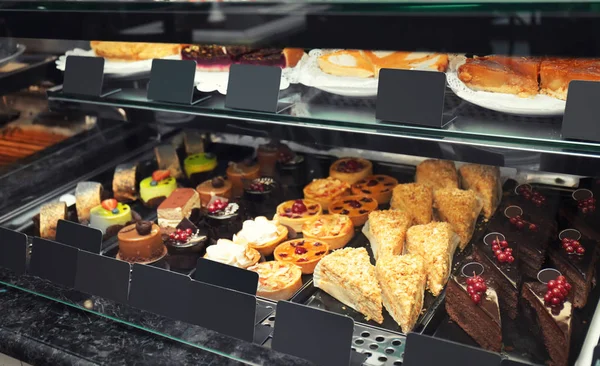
[362,210,411,260]
[375,254,426,333]
[390,183,433,225]
[433,188,483,250]
[313,248,383,324]
[406,222,460,296]
[459,164,501,219]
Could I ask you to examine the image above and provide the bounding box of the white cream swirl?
[205,239,255,268]
[233,216,279,247]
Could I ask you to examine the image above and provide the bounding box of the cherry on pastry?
[291,199,307,214]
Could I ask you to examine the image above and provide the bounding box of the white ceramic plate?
[447,55,566,117]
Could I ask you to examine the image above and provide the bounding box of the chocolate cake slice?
[521,280,572,366]
[445,261,502,352]
[548,228,598,308]
[500,179,561,224]
[181,44,232,72]
[473,231,521,319]
[559,179,599,241]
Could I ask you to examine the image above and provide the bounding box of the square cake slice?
[406,222,460,296]
[390,183,433,225]
[433,188,483,250]
[313,248,383,324]
[415,159,459,191]
[157,188,200,230]
[459,164,501,219]
[375,254,426,333]
[363,210,411,260]
[540,58,600,100]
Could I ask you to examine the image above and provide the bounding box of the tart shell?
[243,224,289,257]
[302,215,355,250]
[274,199,323,232]
[329,157,373,185]
[274,239,329,274]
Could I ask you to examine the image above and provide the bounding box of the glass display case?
[0,2,600,366]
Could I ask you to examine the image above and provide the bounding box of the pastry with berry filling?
[329,157,373,185]
[352,175,398,204]
[227,159,260,197]
[164,218,207,270]
[184,152,217,186]
[196,177,232,207]
[113,162,138,202]
[415,159,459,191]
[157,188,200,232]
[75,181,103,224]
[302,214,354,250]
[155,145,184,179]
[329,195,378,227]
[433,188,483,250]
[390,183,433,225]
[117,221,166,263]
[405,222,460,296]
[274,239,329,274]
[313,247,384,324]
[139,170,177,207]
[303,177,350,211]
[274,199,322,232]
[376,254,427,333]
[233,216,288,256]
[248,261,303,301]
[445,261,502,352]
[459,164,502,219]
[89,199,133,236]
[363,210,411,260]
[521,274,573,366]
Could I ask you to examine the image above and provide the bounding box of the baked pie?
[313,248,384,324]
[459,164,501,219]
[415,159,459,191]
[433,188,483,250]
[232,216,288,256]
[363,210,412,260]
[302,214,354,250]
[274,199,322,232]
[363,51,449,77]
[390,183,433,225]
[352,175,399,204]
[274,239,329,274]
[303,178,351,211]
[329,195,378,227]
[90,41,181,61]
[248,261,303,301]
[329,157,373,185]
[540,58,600,100]
[376,254,427,333]
[458,56,541,98]
[318,50,375,78]
[405,222,460,296]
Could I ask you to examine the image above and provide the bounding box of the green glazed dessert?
[140,170,177,207]
[89,199,133,235]
[184,153,217,178]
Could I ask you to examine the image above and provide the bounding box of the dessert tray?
[447,55,566,117]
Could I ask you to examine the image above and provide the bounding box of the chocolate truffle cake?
[500,179,561,224]
[559,179,599,241]
[445,261,502,352]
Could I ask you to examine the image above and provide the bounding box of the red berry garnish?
[492,244,500,251]
[500,240,509,248]
[529,224,538,231]
[152,170,170,182]
[547,280,557,289]
[566,246,575,254]
[294,247,308,255]
[497,253,507,262]
[466,277,475,286]
[564,282,572,292]
[186,228,193,235]
[507,256,515,263]
[169,233,176,239]
[551,297,561,305]
[471,293,481,304]
[544,292,552,303]
[577,246,586,255]
[101,199,118,211]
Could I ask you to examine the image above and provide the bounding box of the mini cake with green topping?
[140,170,177,207]
[184,152,217,185]
[89,199,133,235]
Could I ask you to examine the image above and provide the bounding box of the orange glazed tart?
[248,261,303,301]
[329,195,378,227]
[302,214,355,250]
[352,175,399,204]
[303,178,351,211]
[274,199,322,232]
[274,239,329,274]
[329,157,373,185]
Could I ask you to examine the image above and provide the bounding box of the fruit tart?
[329,195,378,227]
[302,214,354,250]
[140,170,177,208]
[233,216,289,256]
[352,175,399,205]
[248,261,303,301]
[303,177,351,211]
[329,157,373,185]
[274,199,322,232]
[274,239,330,274]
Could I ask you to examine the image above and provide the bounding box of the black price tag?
[147,59,209,105]
[75,251,130,304]
[562,80,600,142]
[0,227,27,274]
[63,56,119,97]
[500,359,535,365]
[194,258,258,296]
[56,220,102,254]
[188,279,257,342]
[30,237,79,288]
[376,68,453,128]
[403,333,501,366]
[272,301,354,366]
[225,64,283,113]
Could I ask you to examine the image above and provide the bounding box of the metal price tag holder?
[30,237,79,288]
[225,64,293,114]
[0,227,27,275]
[562,80,600,143]
[403,333,502,366]
[62,55,120,97]
[56,219,102,254]
[272,301,355,366]
[376,68,455,128]
[194,258,258,296]
[147,59,210,105]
